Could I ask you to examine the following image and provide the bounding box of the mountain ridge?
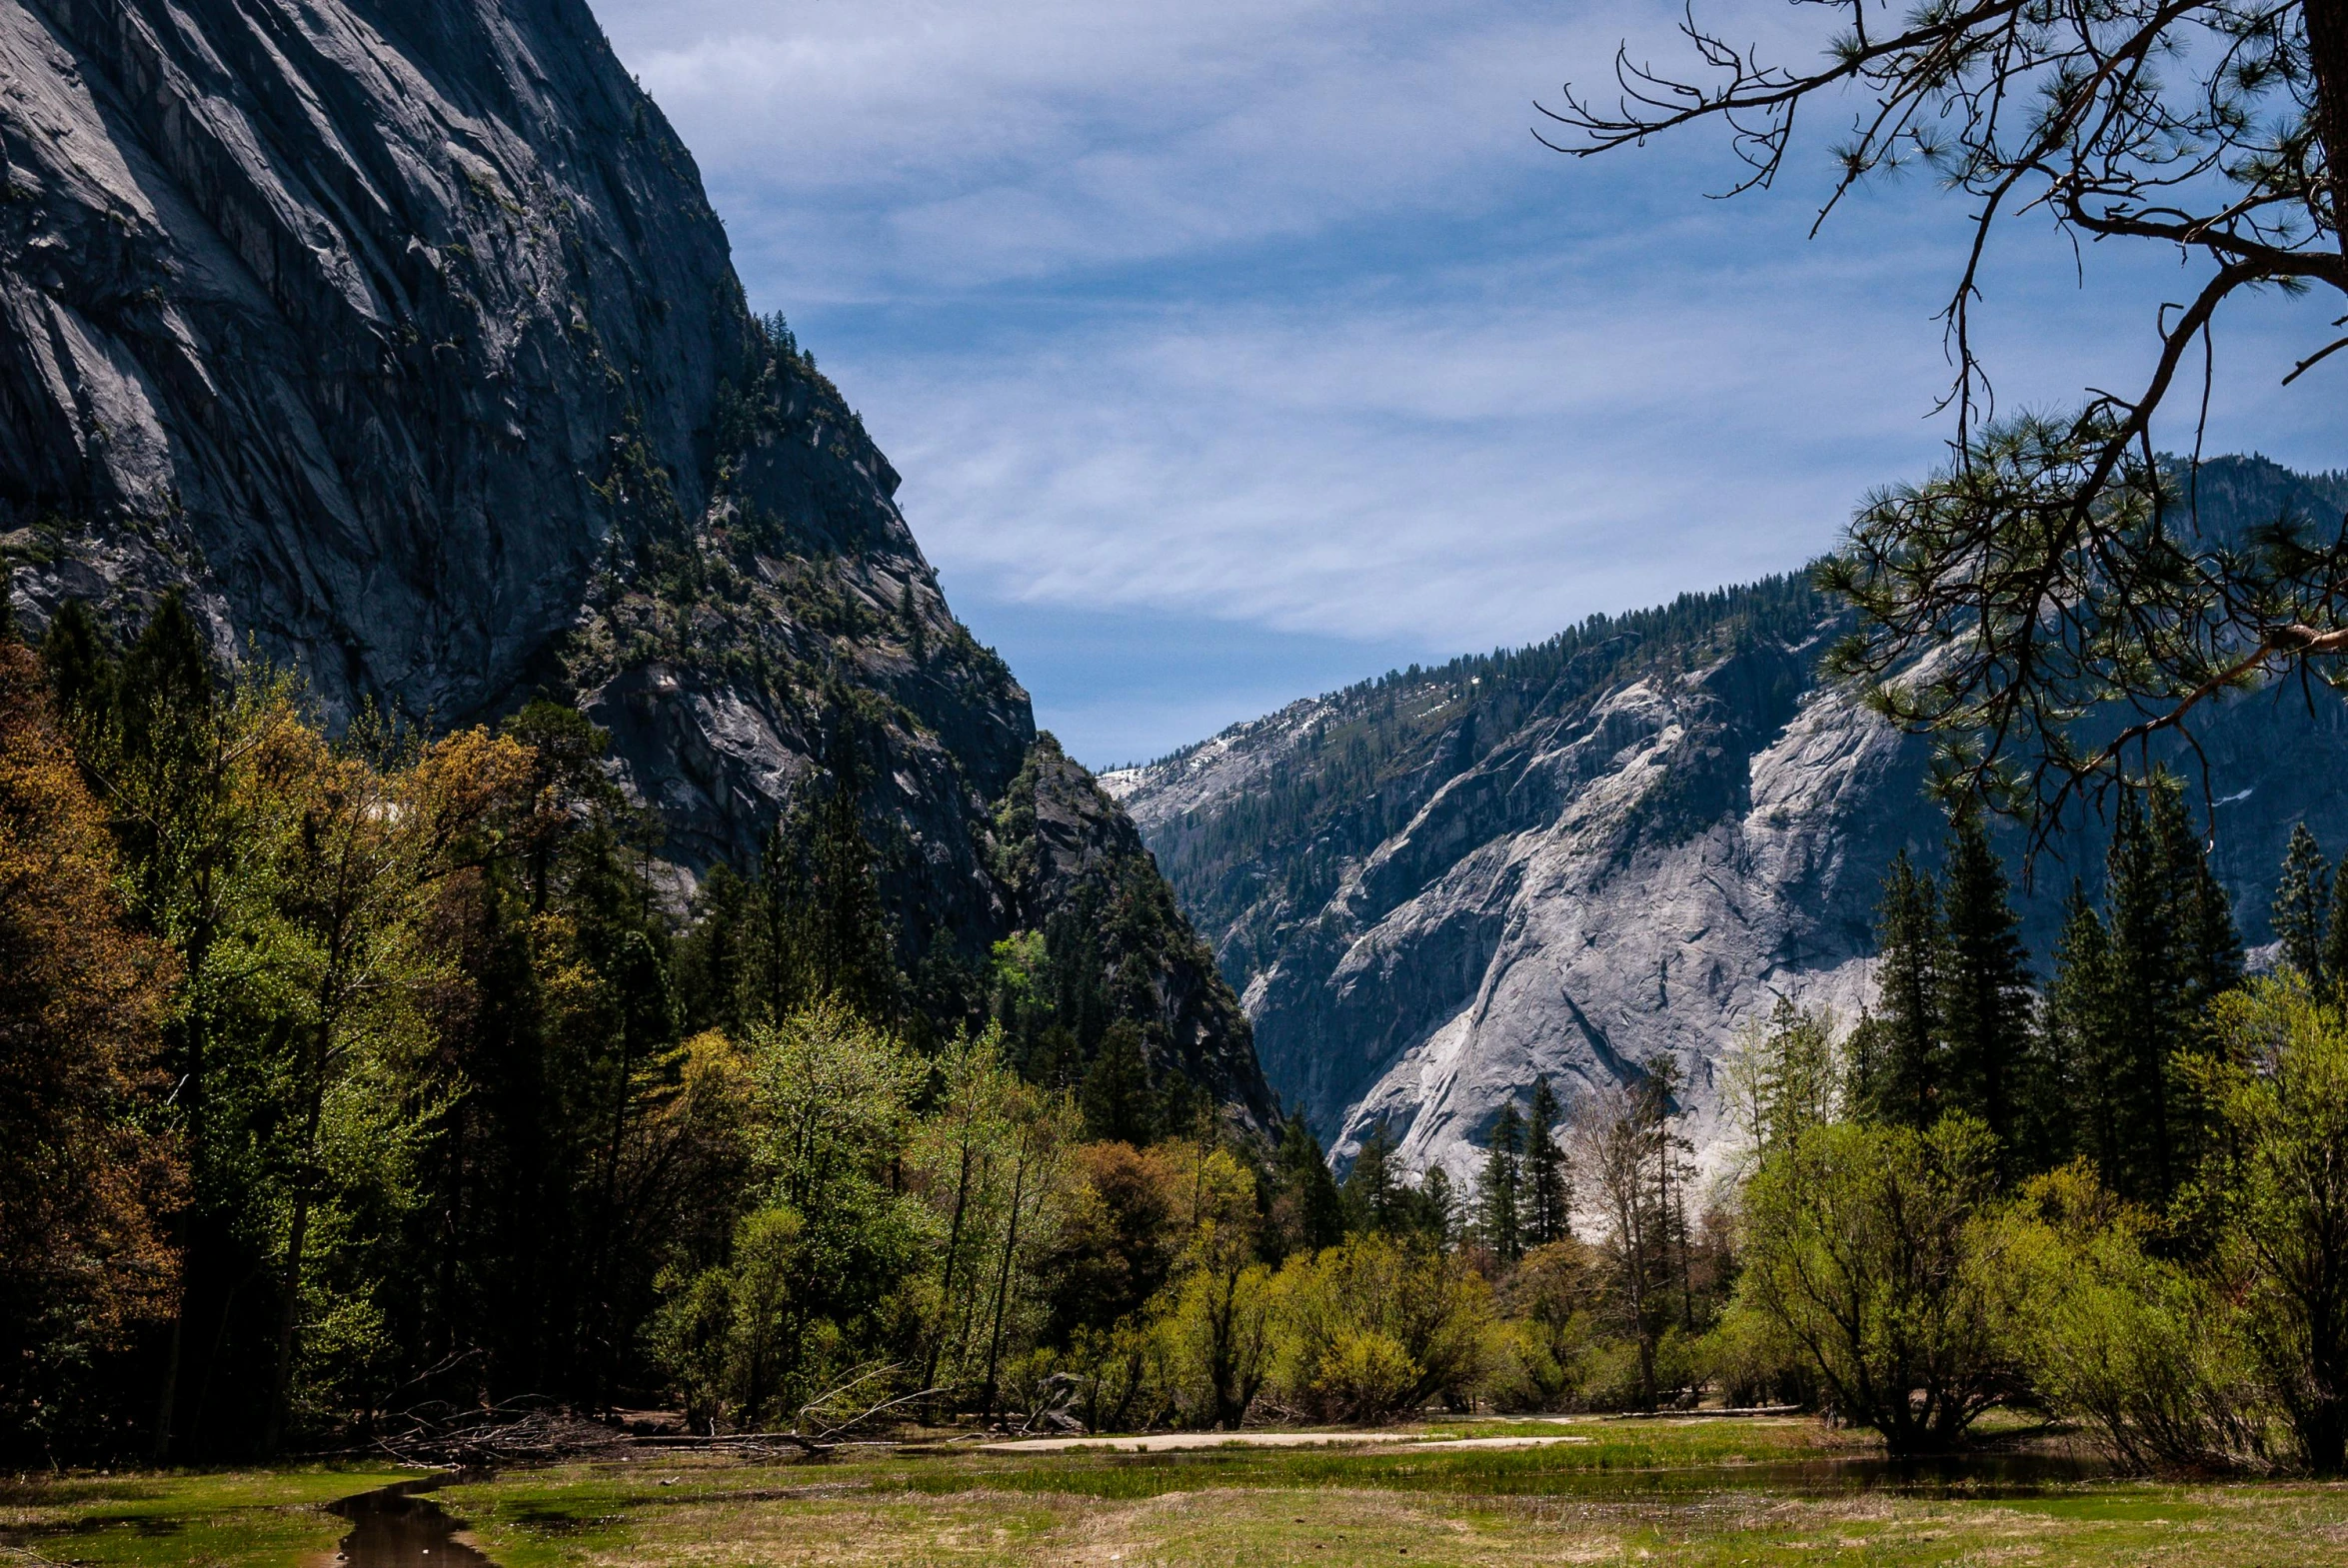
[1108,456,2348,1172]
[0,0,1272,1129]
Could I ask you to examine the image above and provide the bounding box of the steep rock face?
[0,0,1271,1127]
[992,738,1271,1118]
[1107,460,2348,1173]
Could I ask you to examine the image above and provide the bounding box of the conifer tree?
[2327,858,2348,996]
[1342,1123,1402,1234]
[1272,1113,1345,1256]
[1480,1101,1525,1263]
[2149,779,2241,1189]
[1080,1019,1157,1145]
[1524,1075,1571,1246]
[38,599,113,732]
[2039,881,2109,1174]
[2153,781,2242,1017]
[2272,823,2330,985]
[1639,1054,1698,1330]
[2072,781,2244,1208]
[677,862,752,1036]
[2100,787,2183,1203]
[1414,1165,1458,1248]
[1858,849,1945,1128]
[808,724,899,1018]
[1937,802,2032,1160]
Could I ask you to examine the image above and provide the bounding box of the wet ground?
[328,1486,492,1568]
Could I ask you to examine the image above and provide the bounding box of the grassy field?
[8,1418,2347,1568]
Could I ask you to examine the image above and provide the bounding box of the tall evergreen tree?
[677,861,753,1036]
[1524,1075,1571,1246]
[2101,787,2184,1204]
[2273,822,2330,985]
[1272,1113,1345,1256]
[1480,1101,1525,1263]
[2060,780,2245,1209]
[1342,1123,1403,1235]
[2327,858,2348,996]
[808,724,899,1019]
[1639,1053,1698,1330]
[2149,779,2241,1189]
[38,598,113,731]
[1080,1020,1158,1145]
[1937,802,2032,1161]
[2039,881,2109,1174]
[1858,849,1946,1128]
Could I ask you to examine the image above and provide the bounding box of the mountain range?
[1105,456,2348,1176]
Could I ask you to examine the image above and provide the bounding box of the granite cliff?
[0,0,1270,1126]
[1106,458,2348,1173]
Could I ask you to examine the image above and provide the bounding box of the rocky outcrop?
[0,0,1271,1129]
[1107,459,2348,1174]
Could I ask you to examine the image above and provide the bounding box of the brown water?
[329,1485,494,1568]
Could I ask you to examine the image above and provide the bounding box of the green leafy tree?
[1268,1233,1492,1423]
[1993,1163,2266,1472]
[1570,1068,1685,1408]
[1724,997,1840,1164]
[2189,979,2348,1474]
[1733,1116,2019,1456]
[0,639,183,1460]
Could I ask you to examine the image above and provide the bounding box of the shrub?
[1990,1163,2267,1472]
[1269,1234,1492,1422]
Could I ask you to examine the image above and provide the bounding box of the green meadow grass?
[8,1423,2345,1568]
[1,1467,419,1568]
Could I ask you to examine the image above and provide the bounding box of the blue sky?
[589,0,2345,769]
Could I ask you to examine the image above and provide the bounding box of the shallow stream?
[328,1485,493,1568]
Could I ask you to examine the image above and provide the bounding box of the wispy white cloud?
[587,0,2346,759]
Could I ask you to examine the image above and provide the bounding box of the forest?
[4,581,2346,1479]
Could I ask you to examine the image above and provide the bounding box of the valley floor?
[7,1419,2345,1568]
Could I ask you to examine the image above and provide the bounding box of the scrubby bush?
[1269,1234,1492,1422]
[1990,1163,2267,1471]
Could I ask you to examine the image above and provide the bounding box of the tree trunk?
[924,1131,978,1395]
[264,995,335,1456]
[2306,0,2348,259]
[981,1142,1031,1422]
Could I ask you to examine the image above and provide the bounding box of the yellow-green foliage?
[1991,1161,2268,1471]
[1732,1115,2017,1455]
[1269,1233,1493,1421]
[2192,978,2348,1473]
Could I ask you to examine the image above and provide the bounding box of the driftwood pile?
[362,1399,642,1468]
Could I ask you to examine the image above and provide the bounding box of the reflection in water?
[331,1486,494,1568]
